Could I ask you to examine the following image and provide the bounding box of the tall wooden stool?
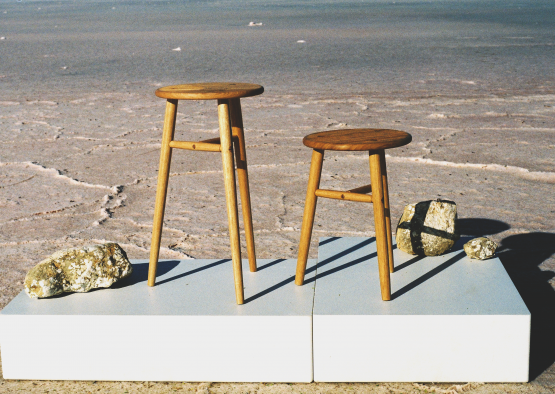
[148,82,264,305]
[295,128,412,301]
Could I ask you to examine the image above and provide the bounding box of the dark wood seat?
[303,128,412,151]
[149,82,263,305]
[296,128,412,301]
[155,82,264,100]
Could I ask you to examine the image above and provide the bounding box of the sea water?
[0,0,554,97]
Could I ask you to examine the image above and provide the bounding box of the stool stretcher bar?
[168,137,239,152]
[315,188,373,203]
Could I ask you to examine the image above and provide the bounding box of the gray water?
[0,0,554,97]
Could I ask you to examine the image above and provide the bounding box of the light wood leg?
[369,150,391,301]
[148,99,178,286]
[218,99,244,305]
[295,149,324,286]
[380,152,394,273]
[230,98,257,273]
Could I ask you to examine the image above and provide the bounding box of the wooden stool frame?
[148,96,257,305]
[295,148,395,301]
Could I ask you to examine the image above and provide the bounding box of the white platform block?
[313,237,530,383]
[0,258,316,382]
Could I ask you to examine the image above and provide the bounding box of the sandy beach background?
[1,0,554,392]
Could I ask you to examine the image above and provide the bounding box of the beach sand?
[1,0,554,392]
[1,89,554,393]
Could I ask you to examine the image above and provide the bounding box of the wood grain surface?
[230,98,258,273]
[168,139,221,152]
[155,82,264,100]
[315,188,373,203]
[295,149,325,286]
[369,150,391,300]
[217,99,245,304]
[148,99,178,286]
[303,128,412,151]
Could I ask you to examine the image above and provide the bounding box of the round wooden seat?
[155,82,264,100]
[303,128,412,151]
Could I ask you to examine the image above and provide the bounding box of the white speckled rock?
[464,237,498,260]
[24,243,132,298]
[396,199,460,256]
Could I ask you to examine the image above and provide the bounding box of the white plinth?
[313,237,530,383]
[0,258,316,382]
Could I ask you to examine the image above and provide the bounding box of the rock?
[24,243,132,298]
[396,199,460,256]
[464,237,498,260]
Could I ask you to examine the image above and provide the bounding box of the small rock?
[396,199,460,256]
[24,243,132,298]
[464,237,498,260]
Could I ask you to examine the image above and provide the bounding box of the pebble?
[464,237,498,260]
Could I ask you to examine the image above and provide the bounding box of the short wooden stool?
[148,82,264,305]
[295,128,412,300]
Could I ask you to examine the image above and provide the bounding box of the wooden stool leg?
[148,99,178,286]
[369,149,391,301]
[380,152,394,273]
[218,99,244,305]
[295,149,325,285]
[230,98,257,273]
